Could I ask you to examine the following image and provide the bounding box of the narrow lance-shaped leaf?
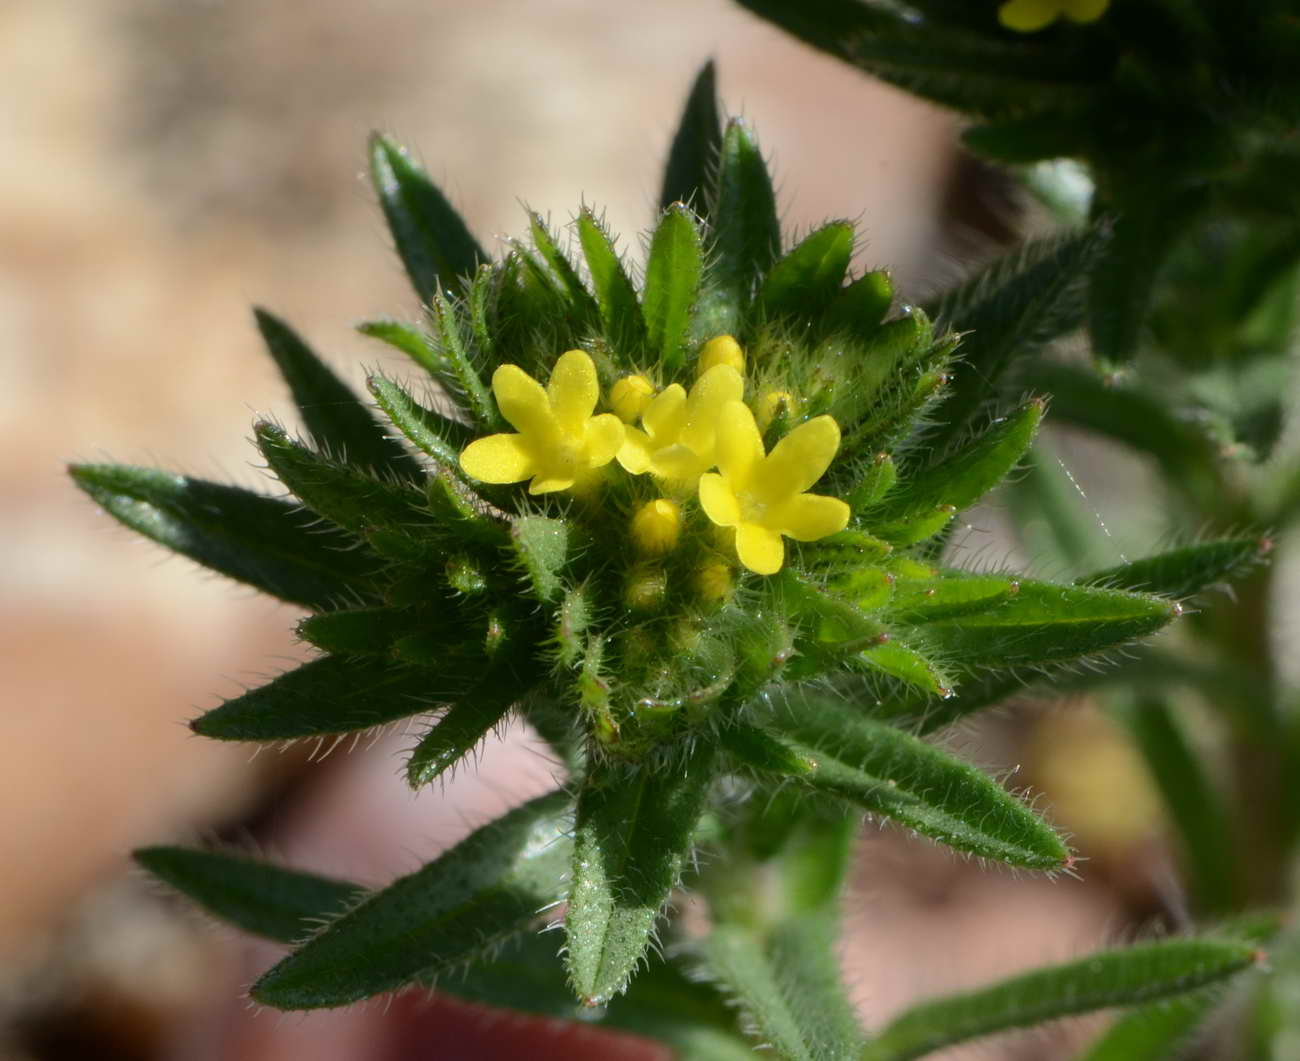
[926,226,1108,447]
[369,132,486,302]
[428,291,501,431]
[738,693,1069,869]
[527,212,601,322]
[134,846,365,944]
[255,422,430,536]
[367,374,472,470]
[926,578,1180,669]
[253,308,421,480]
[253,789,573,1009]
[1076,986,1227,1061]
[191,655,472,741]
[860,937,1260,1061]
[1078,537,1272,601]
[356,318,442,376]
[566,743,717,1004]
[68,463,379,610]
[577,209,648,357]
[406,679,520,789]
[660,60,722,218]
[702,912,865,1061]
[710,118,780,309]
[643,204,703,378]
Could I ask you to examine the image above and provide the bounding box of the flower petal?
[547,350,600,434]
[698,473,741,528]
[760,415,841,500]
[998,0,1058,31]
[528,475,576,495]
[493,364,558,441]
[714,400,765,489]
[772,493,851,542]
[460,433,536,484]
[584,413,626,468]
[617,426,655,474]
[650,444,710,482]
[680,365,746,459]
[642,384,687,443]
[735,522,785,575]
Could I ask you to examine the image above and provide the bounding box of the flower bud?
[610,374,655,423]
[698,334,744,376]
[631,498,683,556]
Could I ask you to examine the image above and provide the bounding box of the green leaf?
[297,605,422,656]
[527,212,601,322]
[823,270,893,341]
[428,290,500,431]
[1079,538,1272,601]
[643,204,704,378]
[886,573,1017,624]
[710,118,780,308]
[926,227,1108,446]
[755,221,854,325]
[577,208,648,354]
[255,422,429,536]
[660,60,723,218]
[253,308,420,480]
[754,693,1069,869]
[356,318,442,376]
[566,743,717,1004]
[369,132,485,302]
[872,399,1043,524]
[134,846,364,944]
[68,463,378,610]
[252,789,572,1009]
[1005,439,1111,577]
[731,0,895,65]
[860,938,1260,1061]
[1076,986,1227,1061]
[367,373,472,469]
[926,578,1180,669]
[190,655,465,741]
[702,913,865,1061]
[857,639,952,697]
[406,683,519,788]
[510,516,573,603]
[1118,697,1238,914]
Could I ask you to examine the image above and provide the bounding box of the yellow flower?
[998,0,1108,31]
[617,364,745,483]
[698,334,745,376]
[459,350,625,494]
[698,401,850,575]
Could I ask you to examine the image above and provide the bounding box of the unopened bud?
[698,334,745,376]
[694,559,734,603]
[610,374,654,422]
[756,388,795,430]
[631,498,682,555]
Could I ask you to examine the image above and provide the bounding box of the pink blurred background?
[1,2,1174,1057]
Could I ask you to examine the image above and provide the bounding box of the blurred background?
[1,1,1176,1058]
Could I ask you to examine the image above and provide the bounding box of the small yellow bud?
[698,335,745,376]
[625,566,668,612]
[631,498,683,555]
[694,559,734,603]
[610,374,655,423]
[755,389,795,430]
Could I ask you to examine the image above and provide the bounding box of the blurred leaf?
[254,308,420,480]
[68,463,379,610]
[701,912,865,1061]
[643,204,704,377]
[750,692,1068,869]
[578,208,648,354]
[860,937,1259,1061]
[253,789,571,1009]
[134,846,364,944]
[190,655,471,741]
[709,118,780,316]
[255,422,429,536]
[1079,537,1272,601]
[1077,986,1229,1061]
[660,60,723,219]
[1005,439,1111,578]
[566,743,717,1004]
[369,133,486,302]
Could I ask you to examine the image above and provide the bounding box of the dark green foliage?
[405,685,518,788]
[254,308,421,480]
[68,464,379,610]
[709,119,780,321]
[643,204,704,376]
[578,209,648,355]
[1080,538,1272,601]
[367,374,472,468]
[756,222,855,325]
[252,790,572,1008]
[356,318,441,374]
[660,61,724,219]
[134,847,365,944]
[369,132,485,302]
[859,938,1260,1061]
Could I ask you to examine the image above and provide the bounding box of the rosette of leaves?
[735,0,1300,366]
[74,67,1267,1059]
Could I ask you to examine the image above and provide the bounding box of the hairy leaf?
[367,374,473,469]
[755,221,854,326]
[643,203,704,377]
[1079,537,1272,601]
[578,208,648,355]
[710,118,780,310]
[660,60,723,218]
[252,790,572,1008]
[356,318,442,375]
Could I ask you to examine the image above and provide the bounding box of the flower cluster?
[459,338,850,574]
[997,0,1109,32]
